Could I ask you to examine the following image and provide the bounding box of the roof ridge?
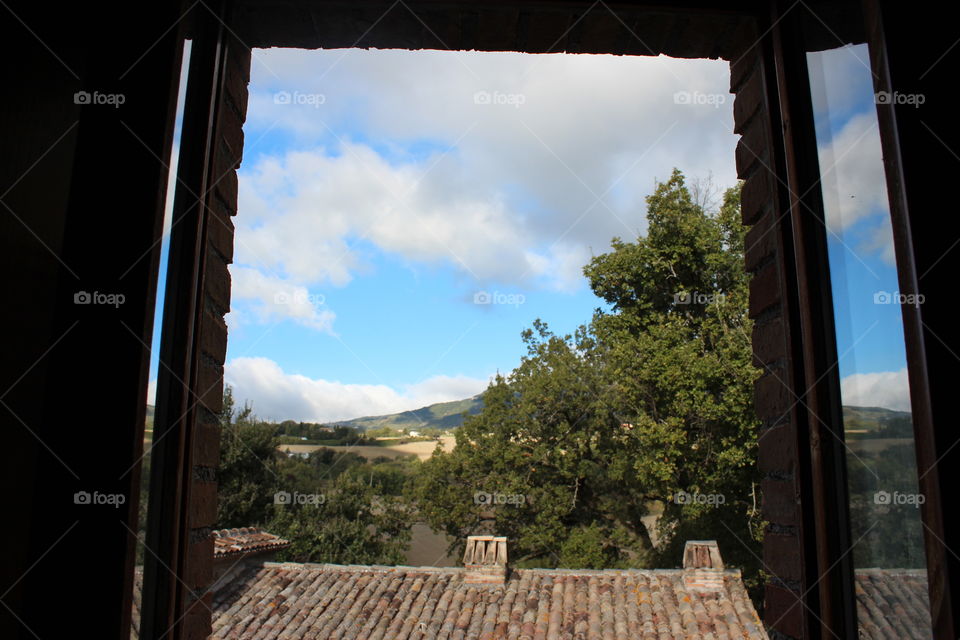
[258,561,744,576]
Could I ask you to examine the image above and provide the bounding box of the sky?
[146,44,912,421]
[807,44,912,411]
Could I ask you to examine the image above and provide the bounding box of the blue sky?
[808,44,912,410]
[147,45,912,420]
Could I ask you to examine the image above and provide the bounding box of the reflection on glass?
[807,44,930,637]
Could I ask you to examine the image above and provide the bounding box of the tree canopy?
[216,385,413,565]
[413,169,763,593]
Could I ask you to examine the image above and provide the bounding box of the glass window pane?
[806,43,931,637]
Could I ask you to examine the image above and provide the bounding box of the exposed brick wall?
[730,43,807,640]
[181,31,251,638]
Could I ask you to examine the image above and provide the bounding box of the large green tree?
[412,321,650,568]
[413,170,763,592]
[585,170,763,588]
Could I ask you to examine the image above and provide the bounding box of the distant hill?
[341,402,904,436]
[146,400,908,436]
[842,405,912,438]
[336,395,484,432]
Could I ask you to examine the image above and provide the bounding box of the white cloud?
[236,143,575,292]
[233,49,740,310]
[861,215,898,266]
[147,378,157,405]
[840,367,911,411]
[228,265,336,332]
[808,44,898,265]
[807,44,874,121]
[224,356,490,422]
[818,111,889,234]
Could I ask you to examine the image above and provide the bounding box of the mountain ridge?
[145,399,910,434]
[333,395,484,432]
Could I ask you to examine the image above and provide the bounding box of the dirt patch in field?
[278,436,455,461]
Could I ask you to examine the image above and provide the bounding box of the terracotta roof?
[208,563,768,639]
[213,527,290,558]
[855,569,930,639]
[131,551,933,638]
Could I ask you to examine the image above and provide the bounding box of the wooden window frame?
[136,2,954,639]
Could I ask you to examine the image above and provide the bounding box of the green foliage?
[838,406,923,569]
[413,169,764,601]
[342,456,419,496]
[217,392,281,528]
[411,325,653,569]
[846,442,926,568]
[268,473,413,565]
[274,422,373,445]
[557,523,624,569]
[216,385,415,565]
[135,453,151,565]
[586,172,763,590]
